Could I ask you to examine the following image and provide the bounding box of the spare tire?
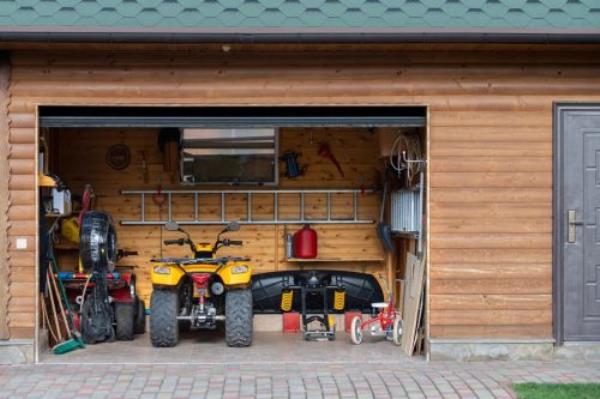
[79,211,117,273]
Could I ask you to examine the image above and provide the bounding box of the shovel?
[48,267,84,354]
[377,174,394,252]
[48,250,85,354]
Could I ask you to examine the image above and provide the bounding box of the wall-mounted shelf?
[53,242,79,251]
[45,213,63,218]
[286,257,384,263]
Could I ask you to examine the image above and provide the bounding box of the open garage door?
[37,105,428,363]
[39,106,426,128]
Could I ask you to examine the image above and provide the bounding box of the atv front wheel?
[150,289,179,347]
[225,288,253,347]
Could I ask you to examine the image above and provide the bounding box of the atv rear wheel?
[150,289,179,347]
[115,302,135,341]
[225,288,253,347]
[134,296,146,335]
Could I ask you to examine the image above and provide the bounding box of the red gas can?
[293,224,318,259]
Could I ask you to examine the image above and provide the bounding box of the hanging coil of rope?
[388,131,424,184]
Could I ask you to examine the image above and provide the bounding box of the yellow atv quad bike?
[149,221,253,347]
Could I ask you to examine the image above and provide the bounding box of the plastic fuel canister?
[293,224,317,259]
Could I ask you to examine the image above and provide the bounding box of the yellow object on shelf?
[38,174,56,187]
[61,217,80,244]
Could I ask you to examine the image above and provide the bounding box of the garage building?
[0,1,599,363]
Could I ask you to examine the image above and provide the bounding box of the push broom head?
[52,333,85,355]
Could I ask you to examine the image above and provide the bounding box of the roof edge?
[1,26,600,44]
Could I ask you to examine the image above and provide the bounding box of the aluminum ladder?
[120,189,374,225]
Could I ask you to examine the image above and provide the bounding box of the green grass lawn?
[513,383,600,399]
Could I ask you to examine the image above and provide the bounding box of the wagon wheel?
[349,316,363,345]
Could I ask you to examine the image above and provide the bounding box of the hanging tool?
[152,182,166,208]
[318,142,344,178]
[389,133,424,185]
[377,169,394,252]
[280,151,305,178]
[140,151,149,183]
[77,184,94,227]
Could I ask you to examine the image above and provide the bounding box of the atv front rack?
[150,256,250,266]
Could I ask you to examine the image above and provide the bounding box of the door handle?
[568,210,583,243]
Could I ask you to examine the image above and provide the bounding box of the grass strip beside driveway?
[514,383,600,399]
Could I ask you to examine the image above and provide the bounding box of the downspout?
[0,52,11,340]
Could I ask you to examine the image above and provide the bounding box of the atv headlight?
[211,282,225,295]
[231,265,248,274]
[153,266,171,275]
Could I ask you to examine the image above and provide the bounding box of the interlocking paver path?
[1,360,600,399]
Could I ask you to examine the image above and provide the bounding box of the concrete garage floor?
[39,331,412,364]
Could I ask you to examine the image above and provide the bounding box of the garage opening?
[36,106,428,363]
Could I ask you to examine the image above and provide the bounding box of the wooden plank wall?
[6,45,600,340]
[52,127,383,305]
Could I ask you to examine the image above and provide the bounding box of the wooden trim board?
[402,251,426,356]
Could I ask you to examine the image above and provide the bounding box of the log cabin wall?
[5,45,600,341]
[51,127,384,305]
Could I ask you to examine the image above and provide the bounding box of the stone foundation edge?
[429,339,556,361]
[0,339,34,364]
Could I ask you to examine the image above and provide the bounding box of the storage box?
[52,188,72,215]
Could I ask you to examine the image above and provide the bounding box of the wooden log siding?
[5,46,600,340]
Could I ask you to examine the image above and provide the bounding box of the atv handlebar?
[217,239,243,248]
[164,238,185,246]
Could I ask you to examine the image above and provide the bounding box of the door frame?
[33,103,431,362]
[553,103,600,345]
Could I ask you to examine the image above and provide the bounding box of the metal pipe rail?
[120,189,375,225]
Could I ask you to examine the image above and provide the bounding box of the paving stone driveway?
[1,360,600,399]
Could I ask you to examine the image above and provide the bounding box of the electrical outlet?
[15,237,28,250]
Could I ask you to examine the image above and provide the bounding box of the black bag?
[81,274,115,344]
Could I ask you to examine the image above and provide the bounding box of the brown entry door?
[559,105,600,341]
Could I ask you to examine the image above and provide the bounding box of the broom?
[48,261,85,354]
